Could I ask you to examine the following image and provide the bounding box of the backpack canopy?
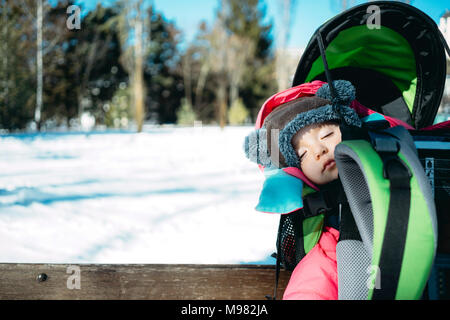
[292,1,449,129]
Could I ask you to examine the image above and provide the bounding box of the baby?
[244,80,362,300]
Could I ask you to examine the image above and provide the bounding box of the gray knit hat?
[244,80,362,168]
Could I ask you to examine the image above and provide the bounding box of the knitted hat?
[244,80,362,168]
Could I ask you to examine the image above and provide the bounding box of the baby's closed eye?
[299,150,306,162]
[321,131,334,139]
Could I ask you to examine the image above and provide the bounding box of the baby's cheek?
[300,162,312,179]
[315,164,324,176]
[303,162,323,182]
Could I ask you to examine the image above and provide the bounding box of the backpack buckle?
[371,136,412,181]
[303,191,331,218]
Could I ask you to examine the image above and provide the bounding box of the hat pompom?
[315,80,356,106]
[243,128,272,167]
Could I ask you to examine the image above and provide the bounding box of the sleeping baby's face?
[292,122,342,185]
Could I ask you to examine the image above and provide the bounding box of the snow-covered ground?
[0,126,279,264]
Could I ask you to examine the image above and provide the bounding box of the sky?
[74,0,449,50]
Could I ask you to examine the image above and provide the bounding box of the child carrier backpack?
[266,1,450,300]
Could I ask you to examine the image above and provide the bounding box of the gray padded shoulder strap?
[334,126,437,300]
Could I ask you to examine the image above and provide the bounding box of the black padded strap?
[303,179,348,219]
[302,191,331,218]
[338,202,362,242]
[370,135,412,300]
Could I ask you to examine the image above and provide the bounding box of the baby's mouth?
[322,159,336,172]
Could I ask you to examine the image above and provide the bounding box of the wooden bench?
[0,264,291,300]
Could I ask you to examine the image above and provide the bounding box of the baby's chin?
[310,169,339,185]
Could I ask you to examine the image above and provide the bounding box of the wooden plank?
[0,264,292,300]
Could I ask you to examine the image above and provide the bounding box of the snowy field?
[0,126,280,264]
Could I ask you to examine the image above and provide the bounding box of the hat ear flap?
[315,80,356,106]
[243,128,272,167]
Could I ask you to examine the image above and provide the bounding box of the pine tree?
[0,1,36,130]
[144,9,184,124]
[58,3,127,128]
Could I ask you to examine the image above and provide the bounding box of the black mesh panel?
[276,209,306,271]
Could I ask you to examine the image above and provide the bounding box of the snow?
[0,126,279,264]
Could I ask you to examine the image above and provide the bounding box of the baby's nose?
[315,145,328,159]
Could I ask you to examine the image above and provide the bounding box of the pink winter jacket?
[283,226,340,300]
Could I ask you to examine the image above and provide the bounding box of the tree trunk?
[35,0,43,131]
[217,79,227,129]
[134,58,145,132]
[78,32,100,120]
[182,53,193,108]
[217,1,228,129]
[194,63,209,109]
[133,7,145,133]
[2,0,8,110]
[229,71,239,108]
